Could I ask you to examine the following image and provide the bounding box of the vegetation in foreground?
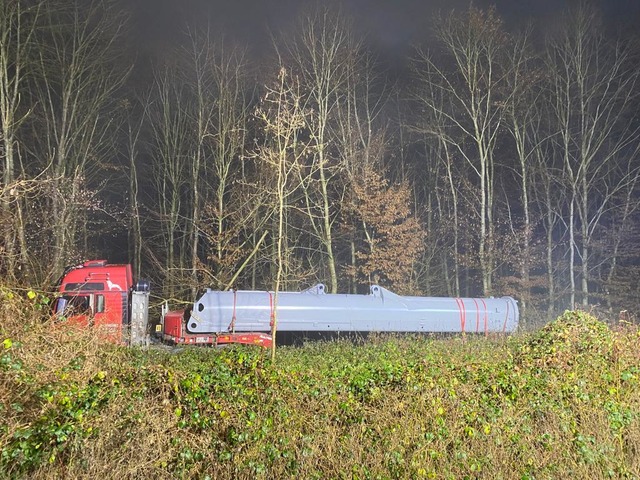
[1,290,639,479]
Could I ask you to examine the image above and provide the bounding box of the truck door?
[54,280,125,343]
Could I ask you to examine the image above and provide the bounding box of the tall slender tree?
[413,6,512,295]
[0,0,40,279]
[545,4,640,306]
[251,67,312,359]
[146,64,192,298]
[31,0,129,280]
[281,6,361,293]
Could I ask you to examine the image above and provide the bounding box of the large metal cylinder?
[185,285,519,335]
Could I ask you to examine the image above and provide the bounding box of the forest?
[1,0,639,326]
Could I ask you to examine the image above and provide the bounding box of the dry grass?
[1,290,640,479]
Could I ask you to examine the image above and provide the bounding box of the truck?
[53,260,519,347]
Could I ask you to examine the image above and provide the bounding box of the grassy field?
[1,289,639,479]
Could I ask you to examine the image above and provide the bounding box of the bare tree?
[280,6,361,293]
[146,64,193,299]
[545,4,640,306]
[251,67,312,359]
[597,163,640,311]
[30,0,129,280]
[332,49,392,293]
[124,105,144,278]
[0,0,40,279]
[181,29,213,296]
[413,6,512,295]
[502,26,545,319]
[409,79,465,297]
[192,36,252,290]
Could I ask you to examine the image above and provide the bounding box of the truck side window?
[59,295,91,316]
[95,295,105,313]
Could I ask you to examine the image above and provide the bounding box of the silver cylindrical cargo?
[185,285,518,335]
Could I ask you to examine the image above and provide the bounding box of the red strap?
[455,298,466,333]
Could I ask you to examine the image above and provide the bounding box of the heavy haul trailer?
[54,260,519,347]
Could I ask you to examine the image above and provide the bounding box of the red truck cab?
[53,260,134,343]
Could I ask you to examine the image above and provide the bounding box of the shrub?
[1,306,639,479]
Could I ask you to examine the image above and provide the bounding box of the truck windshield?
[55,295,91,316]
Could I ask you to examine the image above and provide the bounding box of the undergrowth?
[1,287,639,479]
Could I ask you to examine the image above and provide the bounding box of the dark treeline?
[1,0,639,325]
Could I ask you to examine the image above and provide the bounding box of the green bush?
[1,309,639,479]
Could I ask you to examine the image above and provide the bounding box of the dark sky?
[131,0,640,61]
